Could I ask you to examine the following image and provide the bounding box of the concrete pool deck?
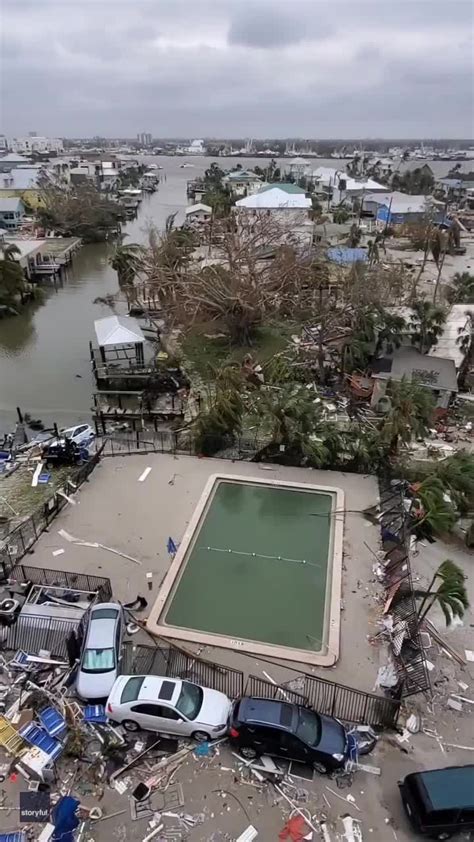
[24,453,382,689]
[147,474,344,666]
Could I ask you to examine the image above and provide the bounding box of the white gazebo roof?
[185,203,212,215]
[94,315,145,346]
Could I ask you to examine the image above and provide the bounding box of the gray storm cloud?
[1,0,472,137]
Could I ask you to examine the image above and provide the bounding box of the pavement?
[0,453,473,841]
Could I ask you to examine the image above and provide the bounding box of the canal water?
[0,155,450,433]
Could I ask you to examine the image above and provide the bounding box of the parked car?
[106,675,232,741]
[399,765,474,839]
[60,424,95,446]
[76,602,124,700]
[229,697,348,773]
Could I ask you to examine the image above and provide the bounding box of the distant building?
[180,139,205,155]
[184,203,212,226]
[370,347,458,409]
[0,166,44,208]
[9,136,64,155]
[0,152,32,172]
[137,133,152,147]
[223,169,263,196]
[0,197,26,230]
[235,184,313,248]
[362,192,444,226]
[312,166,386,205]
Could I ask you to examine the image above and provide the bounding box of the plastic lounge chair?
[83,704,107,724]
[39,706,67,739]
[19,722,63,761]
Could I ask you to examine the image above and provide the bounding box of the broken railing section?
[123,642,400,729]
[375,482,431,698]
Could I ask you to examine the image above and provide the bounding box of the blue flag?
[167,537,177,555]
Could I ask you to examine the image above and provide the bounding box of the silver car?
[106,675,232,741]
[76,602,124,700]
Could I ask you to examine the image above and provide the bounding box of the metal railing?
[0,448,103,579]
[122,642,399,728]
[378,482,431,698]
[245,673,399,728]
[245,675,309,707]
[122,642,245,700]
[0,614,79,660]
[8,564,112,603]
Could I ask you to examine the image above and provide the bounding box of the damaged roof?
[372,347,458,392]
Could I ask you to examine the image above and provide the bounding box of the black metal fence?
[123,643,400,728]
[122,642,245,700]
[0,448,103,579]
[378,482,431,698]
[8,564,112,603]
[245,675,309,707]
[92,432,269,461]
[245,673,400,728]
[0,615,78,660]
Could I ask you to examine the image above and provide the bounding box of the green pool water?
[164,480,334,651]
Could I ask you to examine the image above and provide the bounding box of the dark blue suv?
[229,696,349,773]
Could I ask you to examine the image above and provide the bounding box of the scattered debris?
[341,814,363,842]
[236,826,258,842]
[138,467,152,482]
[406,714,420,733]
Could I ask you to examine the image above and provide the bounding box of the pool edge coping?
[146,472,344,668]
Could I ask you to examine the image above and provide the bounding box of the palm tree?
[109,243,143,286]
[380,377,434,454]
[409,300,446,354]
[447,272,474,304]
[254,384,333,466]
[416,476,457,534]
[414,559,469,626]
[193,364,244,455]
[427,451,474,515]
[0,243,24,305]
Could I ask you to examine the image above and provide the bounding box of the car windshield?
[295,709,321,746]
[82,647,115,673]
[175,681,203,720]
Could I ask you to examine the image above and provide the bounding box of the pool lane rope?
[201,545,322,568]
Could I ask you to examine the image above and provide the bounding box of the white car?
[76,603,124,700]
[60,424,95,446]
[106,675,232,741]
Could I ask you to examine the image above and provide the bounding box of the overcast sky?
[1,0,473,139]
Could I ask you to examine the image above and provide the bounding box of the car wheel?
[122,720,140,732]
[240,746,258,760]
[192,730,211,742]
[313,761,329,775]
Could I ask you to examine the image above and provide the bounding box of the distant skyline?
[1,0,473,138]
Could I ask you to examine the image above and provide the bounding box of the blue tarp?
[327,246,368,265]
[52,796,80,842]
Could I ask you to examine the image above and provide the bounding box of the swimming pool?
[147,474,344,666]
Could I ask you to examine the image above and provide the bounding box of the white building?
[180,139,205,155]
[9,136,64,155]
[312,166,387,205]
[235,184,313,248]
[184,203,212,226]
[223,170,263,197]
